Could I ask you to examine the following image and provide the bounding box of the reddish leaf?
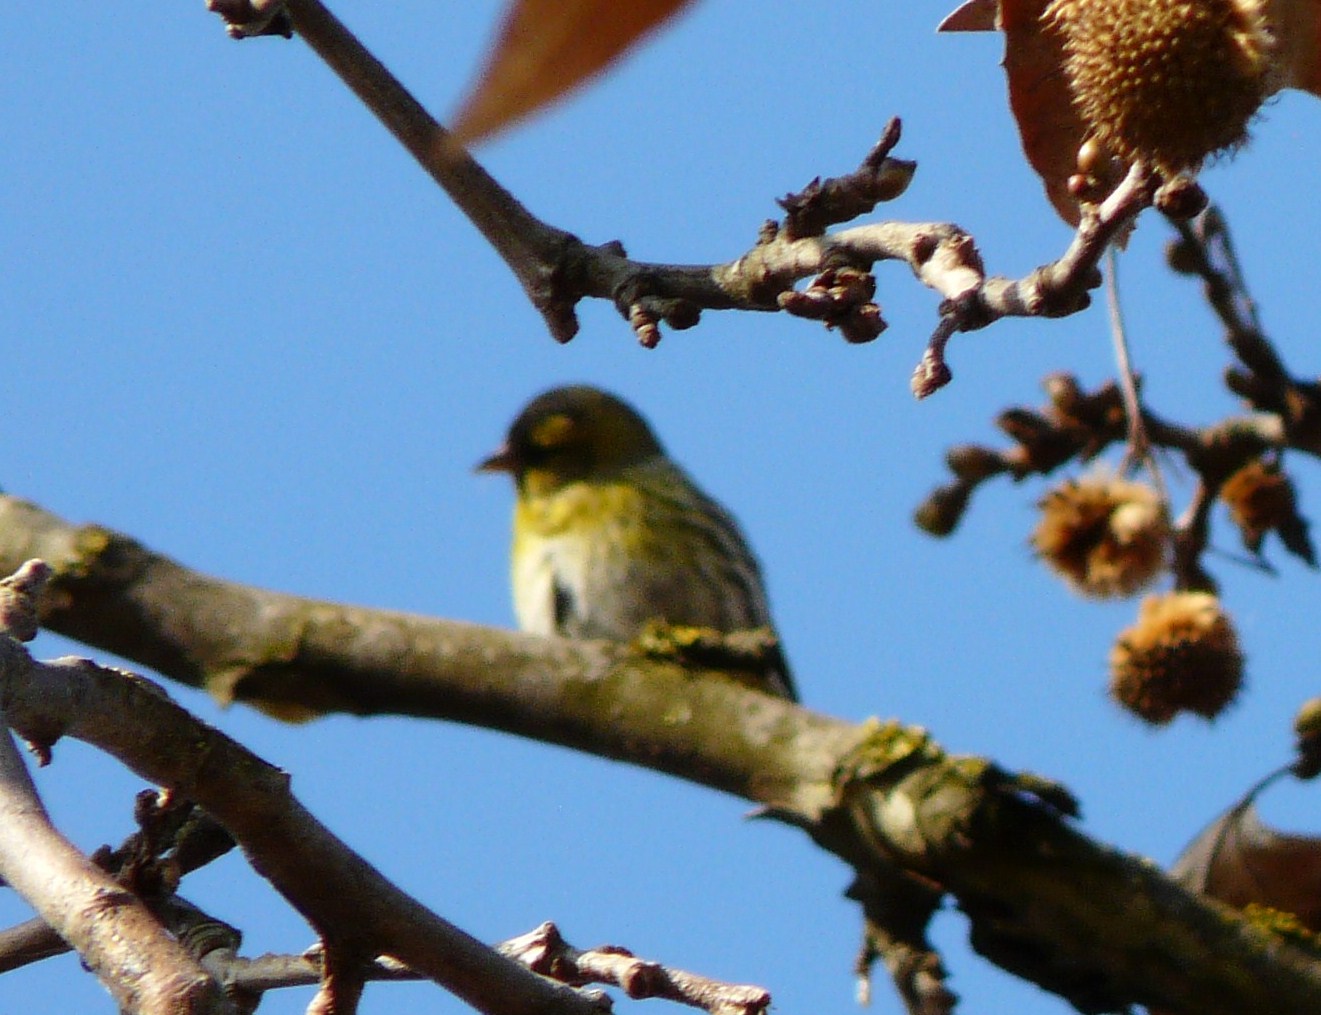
[936,0,998,32]
[452,0,696,143]
[1269,0,1321,95]
[999,0,1089,225]
[1172,801,1321,932]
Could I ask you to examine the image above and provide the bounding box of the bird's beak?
[475,443,517,474]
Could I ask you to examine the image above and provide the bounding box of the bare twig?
[847,867,955,1015]
[1168,208,1275,375]
[306,943,370,1015]
[1168,207,1321,453]
[912,161,1156,396]
[183,949,420,996]
[913,373,1291,587]
[777,119,915,240]
[1104,248,1154,474]
[499,921,769,1015]
[0,560,49,642]
[206,0,291,37]
[53,917,758,1012]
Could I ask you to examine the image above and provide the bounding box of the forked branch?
[206,0,1153,395]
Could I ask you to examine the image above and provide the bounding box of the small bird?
[478,385,797,701]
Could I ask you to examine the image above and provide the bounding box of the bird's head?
[477,385,665,497]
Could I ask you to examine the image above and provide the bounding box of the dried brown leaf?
[1274,0,1321,97]
[997,0,1088,224]
[1172,802,1321,932]
[452,0,696,143]
[936,0,998,32]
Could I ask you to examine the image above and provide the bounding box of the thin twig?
[499,922,769,1015]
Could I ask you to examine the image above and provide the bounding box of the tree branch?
[0,795,235,975]
[1168,206,1321,451]
[497,921,770,1015]
[0,707,232,1014]
[204,0,1148,395]
[6,500,1321,1011]
[0,637,605,1015]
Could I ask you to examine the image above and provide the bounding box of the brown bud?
[1165,237,1205,276]
[914,482,972,537]
[946,444,1005,483]
[1296,697,1321,740]
[1154,175,1209,219]
[1293,697,1321,779]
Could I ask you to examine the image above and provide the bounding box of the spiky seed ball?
[1293,697,1321,779]
[1220,458,1298,551]
[1295,697,1321,741]
[1042,0,1277,174]
[1110,592,1244,724]
[1032,475,1170,598]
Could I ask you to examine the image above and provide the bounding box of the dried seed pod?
[1110,592,1244,724]
[1221,458,1299,553]
[1042,0,1277,174]
[1032,474,1170,597]
[1293,697,1321,778]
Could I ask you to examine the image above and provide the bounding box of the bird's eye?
[530,412,578,450]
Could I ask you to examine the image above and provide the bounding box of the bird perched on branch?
[479,385,797,701]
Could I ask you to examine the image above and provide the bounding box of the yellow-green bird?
[479,385,797,702]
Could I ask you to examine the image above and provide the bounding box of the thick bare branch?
[6,507,1321,1010]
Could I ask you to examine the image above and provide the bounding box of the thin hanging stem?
[1105,247,1166,497]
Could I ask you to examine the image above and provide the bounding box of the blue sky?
[8,3,1321,1013]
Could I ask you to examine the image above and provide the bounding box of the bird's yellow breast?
[514,476,648,542]
[510,477,653,635]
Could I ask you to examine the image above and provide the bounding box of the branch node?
[0,560,51,642]
[777,267,885,341]
[206,0,293,39]
[663,299,702,332]
[544,301,580,344]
